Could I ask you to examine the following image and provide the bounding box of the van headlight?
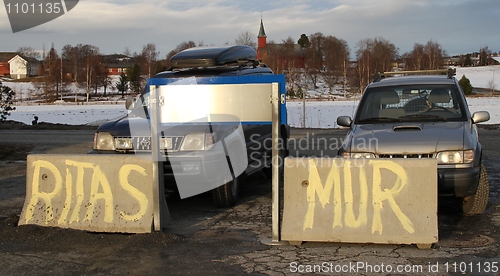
[436,150,474,164]
[180,133,216,151]
[94,132,115,151]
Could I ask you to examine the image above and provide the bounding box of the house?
[9,55,41,79]
[0,52,17,76]
[103,54,134,76]
[107,64,132,75]
[0,52,40,79]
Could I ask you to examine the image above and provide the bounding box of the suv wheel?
[211,173,245,207]
[462,164,490,215]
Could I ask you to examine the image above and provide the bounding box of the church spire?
[258,18,266,38]
[257,17,267,60]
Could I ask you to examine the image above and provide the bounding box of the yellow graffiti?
[24,158,150,227]
[65,160,94,224]
[343,163,368,228]
[25,160,63,224]
[119,164,149,221]
[86,165,114,223]
[303,159,414,234]
[371,160,414,234]
[304,159,341,230]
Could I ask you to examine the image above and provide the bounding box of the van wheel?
[211,173,245,207]
[462,164,489,215]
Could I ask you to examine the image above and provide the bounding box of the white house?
[8,55,40,79]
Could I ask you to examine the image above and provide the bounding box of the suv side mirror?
[337,116,353,127]
[472,111,490,124]
[125,97,136,110]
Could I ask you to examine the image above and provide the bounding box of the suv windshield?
[355,84,467,123]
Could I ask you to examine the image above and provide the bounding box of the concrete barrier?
[19,154,154,233]
[281,157,438,248]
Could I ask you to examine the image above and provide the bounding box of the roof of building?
[258,19,266,37]
[0,52,18,62]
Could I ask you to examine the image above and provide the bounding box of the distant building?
[256,19,305,69]
[103,54,133,76]
[0,52,17,76]
[107,64,131,76]
[0,52,40,79]
[257,19,267,61]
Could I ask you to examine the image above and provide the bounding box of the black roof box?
[170,45,257,68]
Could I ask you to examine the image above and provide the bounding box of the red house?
[0,52,17,76]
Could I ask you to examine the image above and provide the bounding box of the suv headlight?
[436,150,474,164]
[341,152,376,158]
[94,132,115,151]
[180,132,216,151]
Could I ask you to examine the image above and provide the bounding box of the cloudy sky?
[1,0,499,58]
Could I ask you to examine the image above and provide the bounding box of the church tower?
[257,18,267,60]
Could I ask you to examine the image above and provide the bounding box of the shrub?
[458,75,473,95]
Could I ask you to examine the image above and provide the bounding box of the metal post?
[271,82,281,242]
[262,81,288,246]
[150,85,170,231]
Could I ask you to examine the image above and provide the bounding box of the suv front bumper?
[437,166,480,197]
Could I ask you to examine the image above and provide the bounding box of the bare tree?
[488,79,496,96]
[141,43,159,78]
[235,31,256,48]
[72,44,101,101]
[41,45,61,101]
[403,40,446,70]
[62,44,80,83]
[323,36,350,95]
[304,32,325,89]
[425,40,446,70]
[356,37,398,92]
[479,46,491,66]
[403,43,425,70]
[17,46,41,60]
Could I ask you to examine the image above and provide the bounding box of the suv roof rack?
[373,68,456,82]
[170,45,257,69]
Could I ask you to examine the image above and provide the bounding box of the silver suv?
[337,70,490,215]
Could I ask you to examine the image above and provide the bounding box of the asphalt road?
[0,127,499,275]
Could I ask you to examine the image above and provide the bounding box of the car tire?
[211,173,245,207]
[462,164,489,215]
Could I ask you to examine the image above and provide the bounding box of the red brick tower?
[257,18,267,60]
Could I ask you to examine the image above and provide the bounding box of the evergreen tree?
[298,34,310,48]
[116,73,129,97]
[458,75,473,95]
[0,81,16,121]
[127,63,143,95]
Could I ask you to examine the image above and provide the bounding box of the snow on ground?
[7,97,500,128]
[9,103,128,126]
[454,65,500,90]
[4,66,500,128]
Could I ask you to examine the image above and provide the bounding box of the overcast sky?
[1,0,499,58]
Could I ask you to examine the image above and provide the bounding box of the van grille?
[378,153,434,158]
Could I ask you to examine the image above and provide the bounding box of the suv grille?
[378,153,434,159]
[116,136,183,152]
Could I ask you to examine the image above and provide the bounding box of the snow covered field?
[4,66,500,128]
[7,96,500,128]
